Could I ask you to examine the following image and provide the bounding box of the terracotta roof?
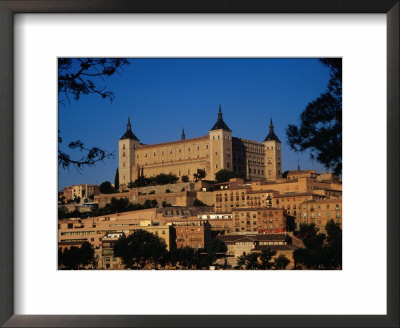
[273,192,317,198]
[251,244,298,251]
[217,233,287,243]
[231,207,283,211]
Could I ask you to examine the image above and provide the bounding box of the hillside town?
[58,109,342,270]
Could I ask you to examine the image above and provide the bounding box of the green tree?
[58,248,63,267]
[287,58,342,175]
[79,241,95,268]
[181,175,189,183]
[114,230,168,269]
[237,254,247,269]
[58,58,129,170]
[61,247,80,269]
[286,215,296,232]
[114,168,119,192]
[193,169,206,182]
[100,181,114,194]
[259,249,277,269]
[244,253,261,270]
[215,169,239,183]
[274,254,290,270]
[200,238,227,268]
[293,221,342,270]
[323,220,342,269]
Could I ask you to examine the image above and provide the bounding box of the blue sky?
[59,58,330,190]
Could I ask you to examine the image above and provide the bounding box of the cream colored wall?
[264,140,282,181]
[131,136,211,181]
[209,130,233,180]
[119,138,139,186]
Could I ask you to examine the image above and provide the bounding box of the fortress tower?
[118,117,140,188]
[263,118,282,181]
[208,105,233,179]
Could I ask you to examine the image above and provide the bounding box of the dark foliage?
[59,242,95,269]
[130,173,179,188]
[215,169,240,183]
[58,58,129,103]
[58,58,129,170]
[99,181,114,194]
[90,197,158,217]
[113,230,168,269]
[114,168,119,192]
[193,169,206,182]
[287,59,342,175]
[293,221,342,269]
[237,248,277,270]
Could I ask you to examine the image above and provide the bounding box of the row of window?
[303,212,341,218]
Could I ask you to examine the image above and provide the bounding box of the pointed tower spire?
[210,104,231,131]
[264,116,281,142]
[120,116,139,140]
[181,127,186,140]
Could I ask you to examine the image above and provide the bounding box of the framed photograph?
[0,0,398,327]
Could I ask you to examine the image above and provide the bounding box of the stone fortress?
[118,105,282,188]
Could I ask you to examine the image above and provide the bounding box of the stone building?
[118,105,282,188]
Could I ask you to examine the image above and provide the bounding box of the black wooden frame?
[0,1,398,327]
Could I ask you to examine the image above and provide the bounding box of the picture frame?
[0,0,398,327]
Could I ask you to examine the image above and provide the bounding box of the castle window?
[216,164,218,169]
[215,152,218,156]
[145,153,147,157]
[206,144,208,149]
[122,144,125,150]
[154,152,156,156]
[170,150,172,154]
[188,147,191,151]
[162,151,164,155]
[123,152,125,157]
[197,145,199,150]
[218,136,220,140]
[271,146,274,150]
[213,136,215,140]
[188,169,190,175]
[179,148,181,153]
[227,162,230,168]
[137,155,139,159]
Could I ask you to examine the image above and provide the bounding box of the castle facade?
[118,106,282,188]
